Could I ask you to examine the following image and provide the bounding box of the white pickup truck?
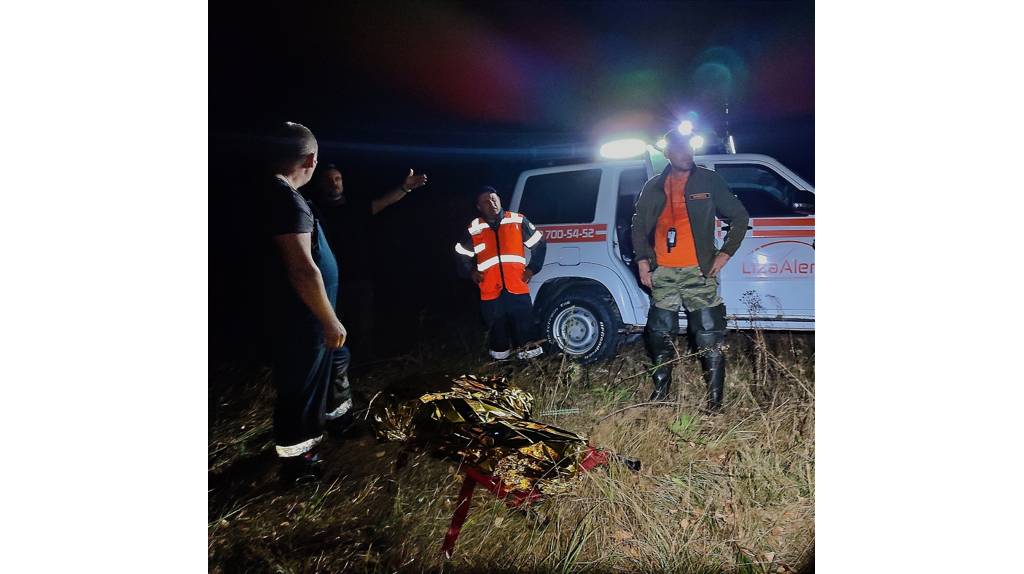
[509,152,815,363]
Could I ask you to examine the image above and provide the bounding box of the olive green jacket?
[630,164,749,276]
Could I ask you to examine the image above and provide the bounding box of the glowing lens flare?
[599,138,648,159]
[677,120,694,135]
[655,137,667,150]
[689,135,705,150]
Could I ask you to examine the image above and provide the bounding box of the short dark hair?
[314,163,341,188]
[267,122,317,168]
[319,163,341,177]
[476,185,498,203]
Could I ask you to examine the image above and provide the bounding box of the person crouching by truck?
[455,186,547,361]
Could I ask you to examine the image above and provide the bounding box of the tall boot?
[688,304,727,411]
[645,306,678,402]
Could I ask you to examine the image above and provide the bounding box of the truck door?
[712,161,815,328]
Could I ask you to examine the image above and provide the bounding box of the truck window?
[615,168,647,262]
[519,169,602,224]
[617,167,647,204]
[715,164,813,217]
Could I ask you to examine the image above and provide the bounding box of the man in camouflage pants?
[631,130,749,411]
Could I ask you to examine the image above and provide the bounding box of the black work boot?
[645,306,678,402]
[688,304,727,412]
[279,448,326,488]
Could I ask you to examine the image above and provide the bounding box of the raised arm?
[371,169,429,215]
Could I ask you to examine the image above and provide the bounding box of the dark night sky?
[210,0,813,177]
[209,0,814,360]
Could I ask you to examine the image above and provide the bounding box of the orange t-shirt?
[654,170,698,267]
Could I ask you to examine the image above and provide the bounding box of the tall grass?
[209,331,814,573]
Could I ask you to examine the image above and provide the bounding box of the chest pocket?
[687,192,711,201]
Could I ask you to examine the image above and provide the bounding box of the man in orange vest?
[630,129,749,411]
[455,187,547,361]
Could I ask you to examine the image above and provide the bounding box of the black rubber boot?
[645,306,678,402]
[279,449,326,488]
[688,304,727,412]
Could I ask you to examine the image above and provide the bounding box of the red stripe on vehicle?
[752,218,815,226]
[752,229,815,238]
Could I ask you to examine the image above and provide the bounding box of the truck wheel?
[543,291,622,364]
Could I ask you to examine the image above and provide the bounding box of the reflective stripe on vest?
[467,211,530,301]
[476,254,527,271]
[524,229,543,248]
[468,218,489,235]
[454,242,487,257]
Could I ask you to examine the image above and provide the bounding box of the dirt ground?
[209,331,814,573]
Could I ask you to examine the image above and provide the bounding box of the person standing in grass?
[631,129,749,411]
[454,187,547,361]
[306,163,428,435]
[261,122,344,485]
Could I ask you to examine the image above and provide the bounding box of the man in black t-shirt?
[311,164,428,281]
[310,163,426,342]
[262,122,345,486]
[305,164,426,432]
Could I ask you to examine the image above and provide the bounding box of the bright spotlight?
[655,137,667,150]
[677,120,694,135]
[689,135,705,150]
[599,138,648,159]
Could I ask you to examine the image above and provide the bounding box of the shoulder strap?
[305,198,322,257]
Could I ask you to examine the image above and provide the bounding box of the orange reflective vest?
[464,212,532,301]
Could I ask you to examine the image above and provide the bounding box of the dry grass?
[209,332,814,573]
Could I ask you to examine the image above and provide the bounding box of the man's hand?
[471,270,483,284]
[708,252,731,278]
[403,169,428,192]
[522,268,534,283]
[638,260,654,289]
[322,317,347,349]
[373,169,430,214]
